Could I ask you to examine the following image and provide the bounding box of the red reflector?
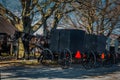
[101,53,105,59]
[75,51,82,59]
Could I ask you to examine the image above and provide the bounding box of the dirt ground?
[0,60,120,80]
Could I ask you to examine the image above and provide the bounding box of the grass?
[0,59,60,68]
[0,59,40,68]
[21,59,39,65]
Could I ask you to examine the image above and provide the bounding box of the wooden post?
[10,42,13,55]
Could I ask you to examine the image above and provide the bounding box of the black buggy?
[37,29,115,68]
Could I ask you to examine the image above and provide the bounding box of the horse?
[13,31,50,60]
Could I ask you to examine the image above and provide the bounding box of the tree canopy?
[0,0,119,36]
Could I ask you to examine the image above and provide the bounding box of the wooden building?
[0,16,17,55]
[0,16,17,35]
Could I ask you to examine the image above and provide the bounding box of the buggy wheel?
[114,52,120,64]
[93,52,107,68]
[60,49,72,69]
[103,53,115,67]
[38,48,53,65]
[82,51,96,69]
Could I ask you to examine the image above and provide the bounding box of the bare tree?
[0,0,119,36]
[61,0,120,35]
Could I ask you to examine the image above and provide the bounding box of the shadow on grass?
[1,63,120,80]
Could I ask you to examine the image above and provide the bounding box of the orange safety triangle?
[75,51,82,59]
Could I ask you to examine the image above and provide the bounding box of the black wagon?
[38,29,85,67]
[38,29,113,68]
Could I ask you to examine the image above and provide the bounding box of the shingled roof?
[0,16,17,35]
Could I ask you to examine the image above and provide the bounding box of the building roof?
[0,16,17,35]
